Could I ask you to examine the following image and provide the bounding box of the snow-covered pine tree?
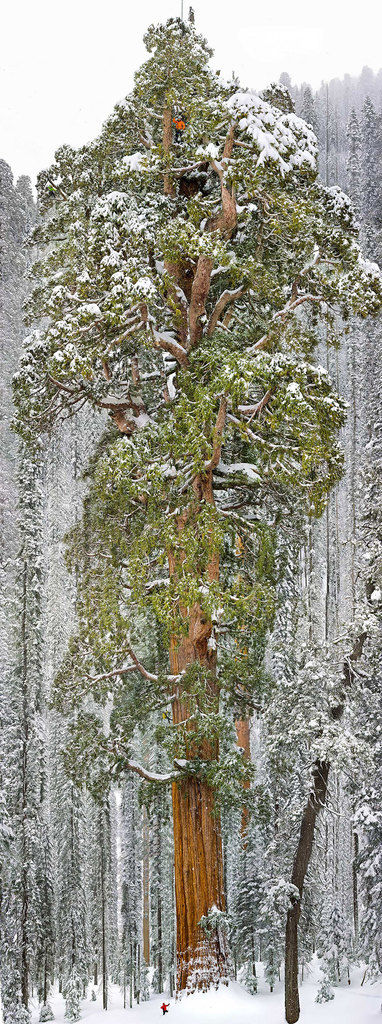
[41,412,101,1013]
[13,16,382,997]
[120,774,141,1007]
[346,109,363,221]
[2,450,55,1015]
[360,97,382,259]
[54,741,89,1017]
[351,328,382,978]
[300,87,318,135]
[0,162,37,1024]
[148,766,175,996]
[316,899,351,999]
[87,798,114,1009]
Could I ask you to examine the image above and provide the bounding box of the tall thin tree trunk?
[352,828,359,941]
[285,761,329,1024]
[157,824,163,994]
[100,828,107,1010]
[142,808,150,965]
[136,945,141,1004]
[21,559,29,1009]
[43,953,48,1005]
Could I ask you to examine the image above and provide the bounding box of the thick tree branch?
[126,644,180,685]
[237,389,273,420]
[84,647,180,687]
[209,125,237,240]
[204,396,228,471]
[84,664,140,683]
[188,255,214,349]
[124,760,177,784]
[149,322,190,368]
[207,286,247,337]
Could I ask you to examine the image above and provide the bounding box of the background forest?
[0,19,381,1024]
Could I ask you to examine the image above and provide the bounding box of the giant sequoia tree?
[13,16,382,994]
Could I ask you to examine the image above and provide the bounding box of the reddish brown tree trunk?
[169,474,229,991]
[169,615,229,990]
[235,718,251,841]
[171,775,227,990]
[163,107,175,197]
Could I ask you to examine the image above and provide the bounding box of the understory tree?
[13,14,382,999]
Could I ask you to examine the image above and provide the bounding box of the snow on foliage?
[228,90,317,173]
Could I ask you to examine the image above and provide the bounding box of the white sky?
[1,0,381,186]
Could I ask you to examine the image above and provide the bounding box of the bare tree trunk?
[285,761,329,1024]
[129,942,133,1009]
[157,826,163,994]
[21,559,29,1009]
[352,828,359,941]
[142,807,150,965]
[136,945,141,1004]
[100,821,108,1010]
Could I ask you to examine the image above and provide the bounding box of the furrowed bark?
[235,718,251,842]
[285,761,330,1024]
[163,107,176,197]
[170,628,228,991]
[188,256,214,350]
[169,471,229,992]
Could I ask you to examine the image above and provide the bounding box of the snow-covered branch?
[237,389,273,420]
[252,293,324,353]
[207,285,247,337]
[126,644,180,685]
[149,324,190,368]
[124,760,177,784]
[84,646,180,687]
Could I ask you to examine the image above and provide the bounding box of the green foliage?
[13,17,382,802]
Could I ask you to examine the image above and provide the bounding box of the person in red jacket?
[160,1002,170,1015]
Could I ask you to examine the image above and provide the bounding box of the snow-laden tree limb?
[84,646,180,687]
[252,293,325,353]
[207,285,247,337]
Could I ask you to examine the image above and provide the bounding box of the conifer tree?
[120,774,142,1006]
[361,97,382,258]
[346,109,362,220]
[0,161,37,1024]
[13,16,382,996]
[300,87,318,135]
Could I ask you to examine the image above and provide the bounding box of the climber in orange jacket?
[173,114,186,142]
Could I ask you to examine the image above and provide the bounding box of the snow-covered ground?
[28,966,382,1024]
